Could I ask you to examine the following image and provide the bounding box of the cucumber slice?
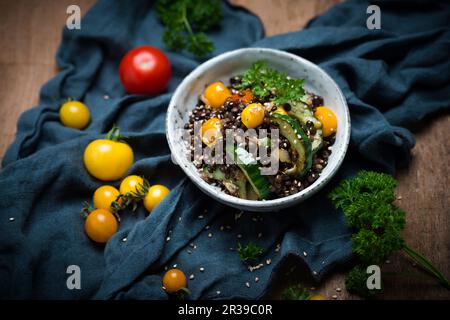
[225,144,270,200]
[270,113,312,177]
[233,169,248,199]
[288,101,323,154]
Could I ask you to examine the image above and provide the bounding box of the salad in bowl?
[166,48,350,212]
[184,61,337,200]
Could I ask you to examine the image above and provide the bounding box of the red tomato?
[119,46,171,95]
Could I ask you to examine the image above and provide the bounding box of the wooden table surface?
[0,0,448,300]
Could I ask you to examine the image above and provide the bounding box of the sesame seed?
[193,245,197,249]
[205,225,210,230]
[9,217,15,222]
[258,233,262,238]
[179,217,182,221]
[187,250,192,254]
[266,259,272,265]
[229,247,234,251]
[220,226,224,231]
[237,234,242,239]
[313,271,318,275]
[397,196,402,200]
[103,95,110,100]
[189,274,195,280]
[173,264,177,268]
[166,237,171,242]
[332,295,338,300]
[245,282,250,288]
[164,266,168,271]
[226,225,232,230]
[198,215,204,219]
[199,267,205,272]
[255,277,259,283]
[216,291,221,295]
[208,233,213,238]
[310,287,316,291]
[252,217,258,222]
[122,237,127,242]
[247,263,264,272]
[336,287,342,292]
[386,260,391,264]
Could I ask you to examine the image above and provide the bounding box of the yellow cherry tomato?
[144,185,170,212]
[201,117,222,146]
[315,106,337,137]
[309,295,328,300]
[120,175,144,195]
[163,268,187,294]
[93,185,120,211]
[83,127,134,181]
[241,103,265,129]
[84,209,118,243]
[60,100,90,129]
[203,81,231,109]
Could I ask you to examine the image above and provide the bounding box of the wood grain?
[0,0,448,299]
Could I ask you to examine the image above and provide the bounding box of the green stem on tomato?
[403,244,450,290]
[105,125,121,141]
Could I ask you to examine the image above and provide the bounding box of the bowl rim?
[166,47,351,211]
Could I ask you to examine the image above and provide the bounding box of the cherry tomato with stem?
[84,209,118,243]
[163,268,188,294]
[119,46,171,95]
[83,126,134,181]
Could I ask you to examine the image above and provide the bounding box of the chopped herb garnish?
[156,0,223,58]
[237,61,305,105]
[238,242,264,263]
[281,284,310,300]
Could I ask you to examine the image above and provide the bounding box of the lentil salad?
[184,61,337,200]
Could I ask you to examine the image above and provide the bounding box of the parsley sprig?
[330,171,450,298]
[238,242,264,263]
[281,284,311,300]
[156,0,222,58]
[236,61,306,105]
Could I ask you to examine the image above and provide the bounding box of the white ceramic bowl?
[166,48,350,212]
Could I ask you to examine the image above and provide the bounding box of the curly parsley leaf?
[156,0,222,58]
[345,265,382,299]
[237,61,306,105]
[281,284,310,300]
[237,242,264,263]
[329,170,450,298]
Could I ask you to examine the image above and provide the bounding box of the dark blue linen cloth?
[0,0,449,299]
